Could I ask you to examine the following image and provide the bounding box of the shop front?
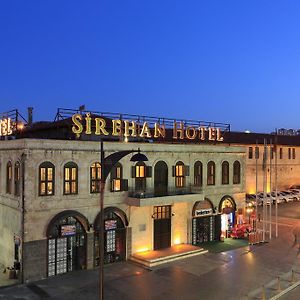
[47,211,88,277]
[192,199,221,245]
[219,196,237,238]
[94,207,127,265]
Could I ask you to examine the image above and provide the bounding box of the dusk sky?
[1,1,300,133]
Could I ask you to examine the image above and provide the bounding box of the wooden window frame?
[39,162,55,196]
[90,162,101,193]
[63,162,78,195]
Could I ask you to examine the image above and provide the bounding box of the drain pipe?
[20,152,26,283]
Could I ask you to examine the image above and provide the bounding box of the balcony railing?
[128,185,202,199]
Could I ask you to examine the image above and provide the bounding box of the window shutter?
[131,166,136,178]
[121,179,128,191]
[185,165,190,176]
[172,166,176,177]
[146,166,152,178]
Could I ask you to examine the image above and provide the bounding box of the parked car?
[280,191,295,202]
[256,192,272,205]
[289,189,300,200]
[246,194,256,205]
[271,192,286,204]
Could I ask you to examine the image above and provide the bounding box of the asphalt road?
[1,201,300,300]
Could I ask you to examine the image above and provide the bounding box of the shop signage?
[105,220,117,230]
[0,118,13,136]
[61,225,76,236]
[195,208,213,216]
[72,113,224,142]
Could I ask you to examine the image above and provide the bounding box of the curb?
[269,280,300,300]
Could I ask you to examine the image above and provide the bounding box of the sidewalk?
[0,267,18,288]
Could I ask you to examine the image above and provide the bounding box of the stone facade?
[241,144,300,194]
[0,138,246,281]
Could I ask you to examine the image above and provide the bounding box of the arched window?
[175,161,185,188]
[6,161,12,194]
[207,161,215,185]
[90,162,101,193]
[233,161,241,184]
[14,162,21,196]
[221,161,229,185]
[194,161,203,187]
[63,162,78,195]
[39,162,55,196]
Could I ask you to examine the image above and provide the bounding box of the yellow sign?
[0,118,13,136]
[72,113,224,142]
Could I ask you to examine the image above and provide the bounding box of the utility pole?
[269,139,272,240]
[275,132,278,237]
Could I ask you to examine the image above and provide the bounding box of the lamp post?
[98,141,148,300]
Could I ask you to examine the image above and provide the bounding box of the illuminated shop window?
[221,161,229,185]
[194,161,203,187]
[14,162,20,196]
[207,161,215,186]
[6,161,12,194]
[233,161,241,184]
[39,162,55,196]
[90,162,101,193]
[63,162,78,195]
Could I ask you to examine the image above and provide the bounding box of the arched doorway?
[47,211,88,277]
[192,199,221,245]
[154,161,168,196]
[94,207,128,265]
[219,196,237,238]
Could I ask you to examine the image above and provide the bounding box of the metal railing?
[54,107,231,132]
[128,185,203,199]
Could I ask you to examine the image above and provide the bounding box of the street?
[1,202,300,300]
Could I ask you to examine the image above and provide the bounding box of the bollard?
[261,285,266,300]
[277,276,281,292]
[291,269,295,283]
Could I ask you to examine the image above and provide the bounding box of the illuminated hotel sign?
[72,113,224,142]
[0,118,13,136]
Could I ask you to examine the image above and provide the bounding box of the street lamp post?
[98,141,147,300]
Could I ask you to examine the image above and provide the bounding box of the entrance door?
[153,206,171,250]
[192,215,221,245]
[94,210,127,266]
[154,161,168,197]
[48,233,86,277]
[104,227,126,264]
[47,215,87,277]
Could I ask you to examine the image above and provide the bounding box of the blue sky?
[0,1,300,133]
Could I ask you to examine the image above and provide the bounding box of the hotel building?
[1,108,299,282]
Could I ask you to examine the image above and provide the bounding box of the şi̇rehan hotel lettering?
[71,113,224,142]
[0,117,13,136]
